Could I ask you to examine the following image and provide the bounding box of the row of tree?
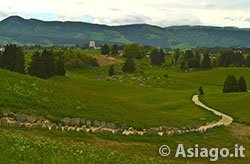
[218,50,250,67]
[223,75,247,93]
[0,44,25,74]
[180,50,212,70]
[101,44,119,56]
[28,50,65,79]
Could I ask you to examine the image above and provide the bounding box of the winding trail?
[192,95,233,132]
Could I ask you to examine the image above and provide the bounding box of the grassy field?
[0,50,250,163]
[0,123,249,164]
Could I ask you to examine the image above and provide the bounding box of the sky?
[0,0,249,28]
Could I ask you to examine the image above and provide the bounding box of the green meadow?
[0,50,249,163]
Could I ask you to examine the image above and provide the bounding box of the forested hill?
[0,16,249,48]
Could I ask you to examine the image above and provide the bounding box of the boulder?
[7,112,16,118]
[86,120,91,127]
[27,116,37,123]
[101,121,106,127]
[70,118,80,126]
[16,113,27,122]
[63,117,71,125]
[114,121,120,129]
[58,123,62,131]
[106,123,115,129]
[93,120,101,127]
[121,124,128,130]
[51,123,57,130]
[200,118,206,121]
[1,118,8,126]
[80,118,85,125]
[80,126,87,133]
[117,129,124,134]
[8,121,20,127]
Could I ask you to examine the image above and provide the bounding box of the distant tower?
[89,41,96,49]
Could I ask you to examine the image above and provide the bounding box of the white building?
[89,41,96,49]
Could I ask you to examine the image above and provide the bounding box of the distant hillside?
[0,16,249,48]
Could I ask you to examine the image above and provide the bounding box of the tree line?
[0,44,99,79]
[223,75,247,93]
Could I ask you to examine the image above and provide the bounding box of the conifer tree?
[56,57,66,76]
[122,58,136,73]
[199,86,204,95]
[246,54,250,67]
[223,75,238,93]
[101,44,110,55]
[111,44,118,56]
[238,76,247,92]
[28,51,43,77]
[201,53,211,69]
[108,65,114,76]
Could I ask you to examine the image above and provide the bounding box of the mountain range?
[0,16,249,48]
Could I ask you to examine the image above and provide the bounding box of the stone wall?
[0,112,209,136]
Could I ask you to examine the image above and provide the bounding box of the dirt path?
[192,95,233,132]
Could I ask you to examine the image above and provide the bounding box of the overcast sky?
[0,0,249,27]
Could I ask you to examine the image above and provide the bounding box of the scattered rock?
[70,118,80,126]
[106,123,115,129]
[6,112,16,118]
[51,123,57,130]
[101,121,106,127]
[16,113,27,122]
[114,121,120,129]
[94,120,101,127]
[80,118,85,125]
[63,117,71,125]
[27,116,37,123]
[121,124,128,130]
[200,118,206,121]
[86,120,91,127]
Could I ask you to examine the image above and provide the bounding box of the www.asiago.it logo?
[159,144,245,161]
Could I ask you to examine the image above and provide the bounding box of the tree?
[108,65,114,76]
[111,44,118,56]
[212,59,217,67]
[201,53,211,69]
[122,58,136,73]
[1,44,25,74]
[199,86,204,95]
[246,54,250,67]
[28,51,43,77]
[223,75,238,93]
[238,76,247,92]
[56,57,66,76]
[150,48,165,65]
[40,50,56,79]
[101,44,110,55]
[174,49,181,62]
[123,43,143,59]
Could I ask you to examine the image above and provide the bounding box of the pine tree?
[199,86,204,95]
[201,53,211,69]
[56,57,66,76]
[1,44,25,74]
[28,51,43,77]
[111,44,118,56]
[212,59,217,67]
[122,58,136,73]
[108,65,114,76]
[246,54,250,67]
[223,75,238,93]
[40,50,56,79]
[159,49,165,64]
[150,48,159,65]
[238,76,247,92]
[101,44,110,55]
